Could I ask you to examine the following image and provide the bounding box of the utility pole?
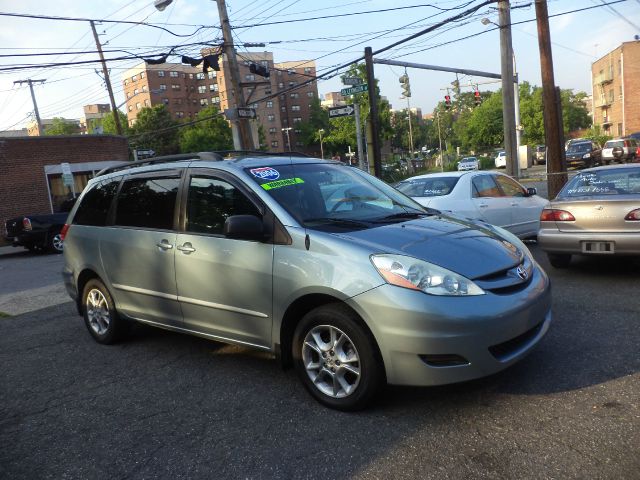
[282,127,292,152]
[364,46,382,178]
[90,21,123,136]
[13,79,45,135]
[216,0,254,150]
[498,0,518,177]
[436,110,443,172]
[535,0,567,198]
[354,103,366,171]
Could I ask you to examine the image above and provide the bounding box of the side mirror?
[223,215,264,241]
[526,187,537,197]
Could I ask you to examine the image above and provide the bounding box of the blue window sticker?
[250,167,280,181]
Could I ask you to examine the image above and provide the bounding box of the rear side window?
[73,177,120,226]
[495,175,526,197]
[115,176,180,230]
[396,177,459,197]
[472,175,502,198]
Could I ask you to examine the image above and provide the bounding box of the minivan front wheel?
[82,279,127,344]
[292,304,383,411]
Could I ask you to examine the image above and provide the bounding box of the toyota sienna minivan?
[62,152,552,410]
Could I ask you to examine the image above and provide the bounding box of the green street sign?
[341,84,368,96]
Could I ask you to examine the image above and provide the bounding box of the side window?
[73,177,120,226]
[186,176,260,235]
[472,175,502,198]
[115,176,180,229]
[495,175,526,197]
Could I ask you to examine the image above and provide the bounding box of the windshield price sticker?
[261,178,305,190]
[250,167,280,181]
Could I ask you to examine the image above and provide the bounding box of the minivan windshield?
[246,163,431,228]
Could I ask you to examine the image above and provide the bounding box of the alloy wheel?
[86,288,111,335]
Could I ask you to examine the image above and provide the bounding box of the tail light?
[540,209,575,222]
[22,217,32,231]
[60,224,70,241]
[623,140,629,148]
[625,209,640,221]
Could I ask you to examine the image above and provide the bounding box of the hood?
[333,215,524,279]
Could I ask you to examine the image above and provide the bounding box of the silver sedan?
[396,171,548,239]
[538,164,640,268]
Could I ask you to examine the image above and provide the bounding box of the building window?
[245,74,255,81]
[144,99,149,106]
[296,141,304,147]
[134,88,139,95]
[291,105,301,111]
[304,67,312,74]
[267,114,275,122]
[163,98,169,105]
[266,101,273,108]
[617,123,623,136]
[124,79,129,86]
[159,84,167,91]
[290,93,299,99]
[289,82,296,87]
[131,75,137,82]
[271,141,279,147]
[250,103,258,109]
[158,71,165,77]
[307,92,314,98]
[265,89,271,95]
[278,82,284,89]
[209,84,218,92]
[142,85,148,92]
[190,86,195,92]
[174,98,183,105]
[293,117,302,123]
[269,127,276,133]
[192,99,198,105]
[608,89,614,103]
[176,111,184,118]
[127,92,132,98]
[128,105,133,111]
[287,69,295,75]
[198,85,207,94]
[212,97,220,104]
[281,106,286,112]
[170,71,179,77]
[294,129,302,134]
[196,72,205,80]
[200,98,209,106]
[135,102,141,110]
[172,84,181,90]
[208,71,216,79]
[260,60,268,66]
[140,72,145,79]
[189,73,194,79]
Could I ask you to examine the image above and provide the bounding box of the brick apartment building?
[0,135,128,238]
[591,40,640,137]
[121,53,318,153]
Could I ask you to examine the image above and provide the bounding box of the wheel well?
[278,294,383,372]
[75,269,100,314]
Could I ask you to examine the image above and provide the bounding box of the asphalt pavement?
[0,246,638,479]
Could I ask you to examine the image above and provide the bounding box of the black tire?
[292,304,383,411]
[81,279,128,344]
[547,253,571,269]
[47,230,64,254]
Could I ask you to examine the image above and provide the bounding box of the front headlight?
[370,254,484,296]
[582,153,591,158]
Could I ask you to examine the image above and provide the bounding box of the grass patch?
[0,311,12,318]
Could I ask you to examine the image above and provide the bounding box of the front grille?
[419,354,470,367]
[489,322,543,361]
[473,256,533,294]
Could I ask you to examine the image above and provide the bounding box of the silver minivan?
[62,153,552,410]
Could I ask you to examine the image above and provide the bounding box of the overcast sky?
[0,0,638,131]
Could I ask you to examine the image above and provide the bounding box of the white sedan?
[494,151,507,168]
[395,171,547,239]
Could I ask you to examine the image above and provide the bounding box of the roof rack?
[94,150,310,177]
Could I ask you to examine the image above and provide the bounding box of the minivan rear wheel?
[82,279,128,344]
[292,304,383,411]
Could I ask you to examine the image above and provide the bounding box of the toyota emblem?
[516,265,528,280]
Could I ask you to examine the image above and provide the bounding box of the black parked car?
[4,199,76,253]
[565,140,601,169]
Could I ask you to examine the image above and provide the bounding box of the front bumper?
[538,228,640,255]
[347,264,551,386]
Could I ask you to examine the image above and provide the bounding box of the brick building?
[121,53,318,153]
[591,41,640,137]
[0,135,128,235]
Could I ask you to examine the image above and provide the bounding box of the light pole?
[318,128,325,159]
[282,127,292,152]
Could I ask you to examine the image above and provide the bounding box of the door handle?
[478,203,488,208]
[177,243,196,254]
[510,202,518,207]
[156,240,173,250]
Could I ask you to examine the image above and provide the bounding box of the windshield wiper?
[373,209,440,223]
[303,217,371,228]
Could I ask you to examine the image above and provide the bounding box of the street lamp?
[282,127,292,152]
[318,128,325,159]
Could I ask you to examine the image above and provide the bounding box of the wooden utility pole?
[498,0,518,177]
[216,0,254,150]
[13,79,45,135]
[364,47,382,178]
[535,0,567,198]
[90,21,123,136]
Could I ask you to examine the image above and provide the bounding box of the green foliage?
[44,117,78,136]
[131,105,180,156]
[101,111,131,136]
[178,105,233,153]
[584,124,612,146]
[458,91,505,151]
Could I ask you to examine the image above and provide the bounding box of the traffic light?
[474,89,482,106]
[444,94,452,109]
[399,74,411,98]
[249,63,270,78]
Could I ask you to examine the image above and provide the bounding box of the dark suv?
[565,140,601,169]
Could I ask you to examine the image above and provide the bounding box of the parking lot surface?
[0,246,638,479]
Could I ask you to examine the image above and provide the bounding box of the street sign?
[340,84,368,96]
[342,77,363,86]
[136,149,155,159]
[225,107,257,120]
[328,104,355,119]
[60,163,73,187]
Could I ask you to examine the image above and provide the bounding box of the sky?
[0,0,638,131]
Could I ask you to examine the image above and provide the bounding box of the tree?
[458,91,505,152]
[298,97,330,150]
[179,105,233,153]
[101,111,131,136]
[130,105,180,156]
[44,117,78,135]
